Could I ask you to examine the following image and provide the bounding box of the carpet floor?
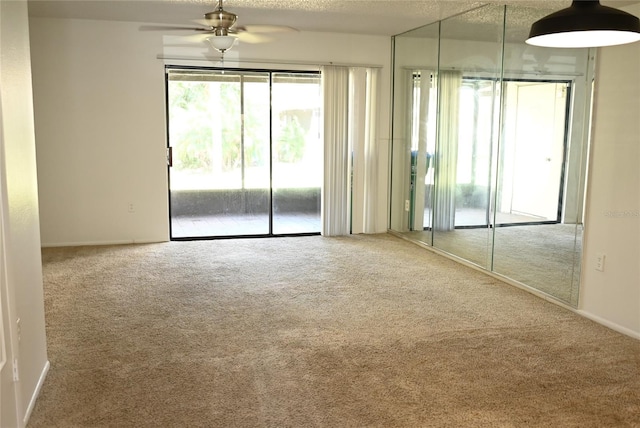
[406,223,582,305]
[28,234,640,427]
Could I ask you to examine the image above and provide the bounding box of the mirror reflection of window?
[501,81,569,224]
[408,76,571,230]
[446,78,570,229]
[408,71,437,231]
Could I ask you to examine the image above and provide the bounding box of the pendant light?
[526,0,640,48]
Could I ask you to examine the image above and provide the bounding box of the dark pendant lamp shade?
[526,0,640,48]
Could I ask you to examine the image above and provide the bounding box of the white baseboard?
[41,238,168,248]
[576,311,640,340]
[23,360,50,427]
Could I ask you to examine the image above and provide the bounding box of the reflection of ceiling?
[400,4,557,43]
[400,2,640,43]
[26,0,640,37]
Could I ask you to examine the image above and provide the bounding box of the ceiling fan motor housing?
[204,9,237,33]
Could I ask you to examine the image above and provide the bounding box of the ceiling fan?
[140,0,297,55]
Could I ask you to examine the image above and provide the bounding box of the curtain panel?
[321,66,351,236]
[320,65,379,236]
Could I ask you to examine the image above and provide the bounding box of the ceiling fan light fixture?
[207,35,237,52]
[204,0,237,29]
[526,0,640,48]
[204,9,237,29]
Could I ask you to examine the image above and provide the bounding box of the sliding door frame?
[165,65,322,240]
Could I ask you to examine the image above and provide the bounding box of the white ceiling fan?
[140,0,297,55]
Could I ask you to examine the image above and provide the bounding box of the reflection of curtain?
[321,66,379,236]
[434,70,462,231]
[321,66,350,236]
[412,70,431,230]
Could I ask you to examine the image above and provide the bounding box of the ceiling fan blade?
[139,25,205,32]
[236,32,272,44]
[163,43,209,48]
[182,33,216,43]
[192,19,215,28]
[239,25,298,34]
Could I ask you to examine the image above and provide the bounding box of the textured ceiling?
[27,0,640,37]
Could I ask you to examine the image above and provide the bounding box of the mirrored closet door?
[390,4,593,307]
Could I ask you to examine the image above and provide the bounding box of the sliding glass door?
[167,68,321,239]
[271,73,322,235]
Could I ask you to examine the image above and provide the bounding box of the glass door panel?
[271,73,322,234]
[167,69,321,239]
[168,70,270,238]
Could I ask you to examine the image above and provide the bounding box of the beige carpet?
[406,224,582,305]
[29,234,640,427]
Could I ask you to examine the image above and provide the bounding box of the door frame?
[165,66,322,240]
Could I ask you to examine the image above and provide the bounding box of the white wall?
[0,0,49,426]
[30,18,169,246]
[30,17,392,246]
[580,4,640,337]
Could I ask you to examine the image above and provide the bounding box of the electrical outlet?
[405,200,410,212]
[128,203,135,213]
[595,253,605,272]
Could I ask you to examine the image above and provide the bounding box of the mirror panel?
[491,6,592,306]
[391,22,440,245]
[431,5,505,270]
[389,4,593,307]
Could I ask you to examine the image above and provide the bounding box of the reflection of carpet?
[406,224,582,306]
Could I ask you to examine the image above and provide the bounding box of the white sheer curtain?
[321,65,379,236]
[351,67,379,234]
[362,67,379,233]
[349,68,366,234]
[321,66,350,236]
[433,70,462,231]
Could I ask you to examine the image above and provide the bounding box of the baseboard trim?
[23,360,50,426]
[41,238,167,248]
[576,311,640,340]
